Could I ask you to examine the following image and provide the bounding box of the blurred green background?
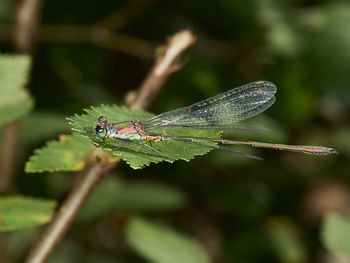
[1,0,350,262]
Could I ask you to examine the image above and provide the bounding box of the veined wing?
[142,81,277,130]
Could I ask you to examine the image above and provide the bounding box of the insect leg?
[94,137,106,148]
[113,138,175,161]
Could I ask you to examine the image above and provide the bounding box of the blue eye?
[95,126,105,138]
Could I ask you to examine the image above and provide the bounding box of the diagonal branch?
[126,29,196,109]
[25,29,196,263]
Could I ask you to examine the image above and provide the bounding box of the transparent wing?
[142,81,277,130]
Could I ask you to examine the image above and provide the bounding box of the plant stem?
[0,122,20,195]
[26,158,118,263]
[130,30,196,110]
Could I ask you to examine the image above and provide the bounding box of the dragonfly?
[94,81,337,160]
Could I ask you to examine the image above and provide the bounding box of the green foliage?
[255,0,300,57]
[265,217,307,263]
[321,212,350,259]
[126,217,209,263]
[78,176,186,222]
[0,0,14,21]
[25,134,93,173]
[68,104,221,169]
[20,112,70,143]
[331,126,350,158]
[1,0,347,261]
[303,3,350,104]
[8,228,39,262]
[0,196,56,232]
[0,54,34,126]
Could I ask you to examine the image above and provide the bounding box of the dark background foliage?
[1,0,349,262]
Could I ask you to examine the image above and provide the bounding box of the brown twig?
[0,122,20,196]
[129,29,196,109]
[25,29,196,263]
[13,0,43,54]
[25,155,119,263]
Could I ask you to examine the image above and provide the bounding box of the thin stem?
[0,122,20,195]
[26,157,118,263]
[0,233,9,263]
[13,0,43,54]
[128,29,196,110]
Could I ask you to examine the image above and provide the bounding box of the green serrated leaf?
[126,217,210,263]
[25,134,93,173]
[77,176,186,222]
[0,196,56,232]
[0,54,34,126]
[321,212,350,259]
[68,104,221,169]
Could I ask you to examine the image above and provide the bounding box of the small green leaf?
[0,54,34,126]
[321,212,350,259]
[68,105,221,169]
[126,217,209,263]
[0,196,56,232]
[25,134,93,173]
[77,176,186,222]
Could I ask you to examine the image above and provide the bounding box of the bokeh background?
[1,0,350,262]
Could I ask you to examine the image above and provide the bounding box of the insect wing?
[142,81,277,130]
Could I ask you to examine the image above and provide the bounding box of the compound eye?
[98,116,107,123]
[96,126,104,133]
[95,126,105,137]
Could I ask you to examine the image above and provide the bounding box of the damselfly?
[94,81,337,160]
